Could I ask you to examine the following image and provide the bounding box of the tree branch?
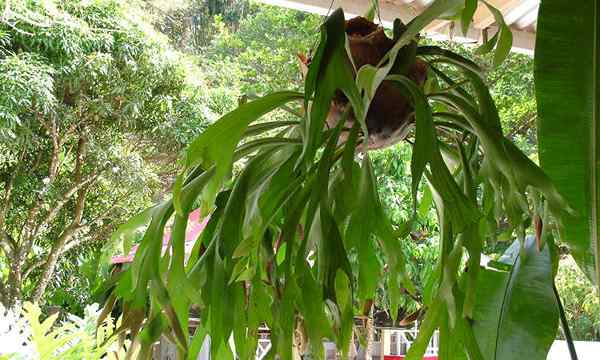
[31,190,88,302]
[60,232,88,256]
[38,115,61,182]
[22,257,46,280]
[0,230,14,256]
[32,137,90,302]
[19,115,63,248]
[31,224,79,302]
[0,150,23,230]
[22,171,98,253]
[61,189,133,255]
[26,137,100,245]
[0,278,6,306]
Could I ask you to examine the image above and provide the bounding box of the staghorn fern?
[105,1,570,359]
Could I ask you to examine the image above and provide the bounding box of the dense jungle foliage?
[0,0,215,309]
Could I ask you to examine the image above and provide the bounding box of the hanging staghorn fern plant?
[104,2,572,360]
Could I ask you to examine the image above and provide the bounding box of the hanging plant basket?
[330,16,428,149]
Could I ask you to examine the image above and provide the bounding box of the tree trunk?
[31,245,62,302]
[5,254,24,307]
[32,136,88,303]
[31,219,83,302]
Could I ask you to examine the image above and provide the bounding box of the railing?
[387,326,440,356]
[255,338,272,360]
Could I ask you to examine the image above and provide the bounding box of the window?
[390,332,398,355]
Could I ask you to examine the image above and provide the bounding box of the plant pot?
[327,16,428,149]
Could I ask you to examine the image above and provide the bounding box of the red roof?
[111,209,209,264]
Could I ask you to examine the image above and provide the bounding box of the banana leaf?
[535,0,600,286]
[472,237,558,360]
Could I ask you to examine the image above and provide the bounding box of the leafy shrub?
[0,302,133,359]
[555,257,600,340]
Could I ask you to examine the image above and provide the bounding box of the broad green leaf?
[311,121,352,301]
[167,214,191,346]
[186,91,302,169]
[334,269,354,358]
[472,237,559,360]
[350,155,382,303]
[185,91,302,208]
[150,279,188,352]
[274,279,299,360]
[418,185,433,219]
[405,296,443,360]
[430,79,568,226]
[372,0,463,96]
[302,9,363,165]
[243,120,299,138]
[493,25,512,67]
[535,0,600,286]
[234,137,301,159]
[232,283,248,359]
[461,0,477,35]
[208,252,228,356]
[356,64,378,100]
[137,311,168,358]
[457,141,481,318]
[110,207,154,255]
[364,0,378,21]
[440,284,484,360]
[481,1,513,67]
[188,318,209,360]
[438,238,463,327]
[173,166,216,216]
[387,74,479,232]
[474,32,499,56]
[245,274,272,359]
[186,192,227,274]
[428,149,480,233]
[297,260,331,358]
[229,145,298,259]
[130,201,172,292]
[438,304,467,360]
[241,150,302,255]
[386,75,435,216]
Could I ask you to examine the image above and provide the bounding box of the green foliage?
[44,247,113,317]
[471,238,558,360]
[0,302,133,359]
[146,0,250,51]
[0,0,211,307]
[433,41,537,155]
[201,3,319,102]
[555,256,600,340]
[0,53,55,140]
[105,2,574,359]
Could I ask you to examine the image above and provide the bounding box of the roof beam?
[256,0,535,54]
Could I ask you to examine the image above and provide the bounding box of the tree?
[144,0,250,51]
[0,0,210,306]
